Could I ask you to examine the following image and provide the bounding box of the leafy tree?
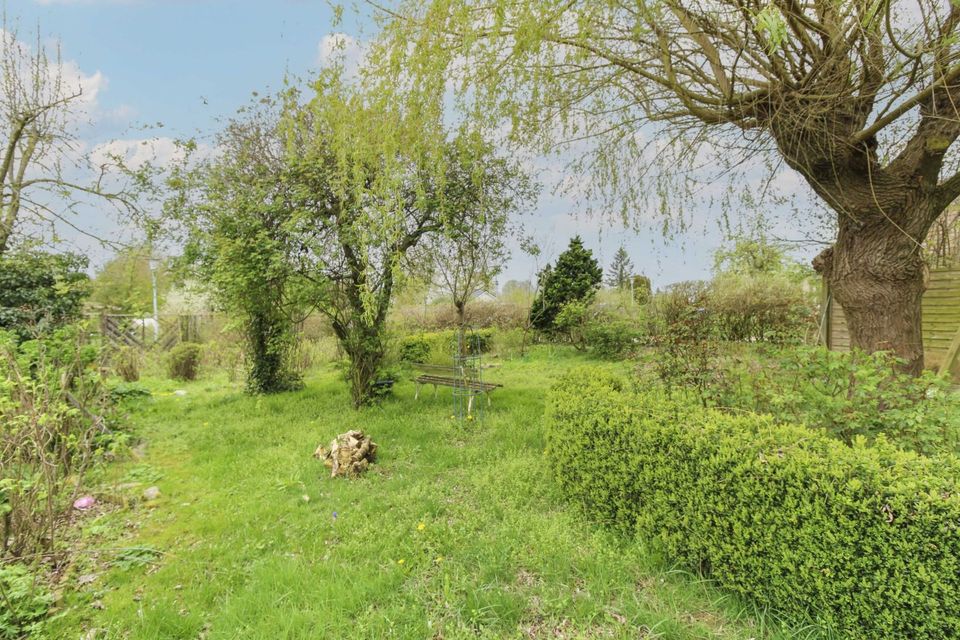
[285,80,514,406]
[530,236,603,331]
[413,146,535,340]
[89,245,170,314]
[169,97,309,394]
[0,250,89,339]
[605,246,633,290]
[370,0,960,374]
[632,274,652,305]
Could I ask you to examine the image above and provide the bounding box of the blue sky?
[11,0,821,288]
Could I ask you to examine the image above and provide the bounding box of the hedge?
[397,329,493,363]
[545,368,960,639]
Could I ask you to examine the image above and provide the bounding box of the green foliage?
[166,342,201,381]
[605,246,633,290]
[709,347,960,455]
[648,269,814,345]
[397,329,494,364]
[172,98,306,395]
[709,272,815,343]
[553,300,591,350]
[1,326,114,560]
[0,250,89,339]
[88,246,169,315]
[0,563,52,640]
[583,320,640,360]
[546,368,960,639]
[631,274,651,305]
[398,335,431,363]
[529,237,603,332]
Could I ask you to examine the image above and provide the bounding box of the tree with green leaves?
[168,97,309,394]
[606,246,634,290]
[632,274,652,306]
[530,236,603,331]
[285,81,524,405]
[89,245,170,315]
[413,148,535,341]
[0,250,89,339]
[369,0,960,374]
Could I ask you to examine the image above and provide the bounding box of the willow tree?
[370,0,960,374]
[284,75,521,406]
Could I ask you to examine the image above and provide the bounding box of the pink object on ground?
[73,496,96,510]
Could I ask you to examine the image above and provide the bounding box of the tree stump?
[313,430,378,478]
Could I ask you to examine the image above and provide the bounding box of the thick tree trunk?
[815,218,927,376]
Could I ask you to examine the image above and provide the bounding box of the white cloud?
[317,32,366,77]
[90,136,215,170]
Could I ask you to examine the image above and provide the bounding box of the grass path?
[50,349,801,639]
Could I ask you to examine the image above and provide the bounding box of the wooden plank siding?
[825,267,960,374]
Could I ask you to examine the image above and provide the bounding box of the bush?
[709,272,815,343]
[546,368,960,639]
[398,335,431,363]
[584,320,641,359]
[710,347,960,455]
[647,275,816,345]
[0,563,52,639]
[112,345,142,382]
[396,329,494,364]
[0,250,89,339]
[1,326,114,560]
[166,342,202,381]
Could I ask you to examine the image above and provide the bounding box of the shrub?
[0,250,89,339]
[113,345,142,382]
[398,335,431,363]
[1,326,113,560]
[166,342,202,381]
[710,347,960,455]
[546,368,960,639]
[584,320,641,359]
[0,563,53,639]
[709,273,815,343]
[397,329,494,364]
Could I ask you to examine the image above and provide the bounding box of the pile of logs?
[313,430,378,478]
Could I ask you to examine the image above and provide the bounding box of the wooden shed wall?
[825,267,960,372]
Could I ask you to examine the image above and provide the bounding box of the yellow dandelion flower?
[397,559,405,565]
[435,556,444,563]
[417,522,426,531]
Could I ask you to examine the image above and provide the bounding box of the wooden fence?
[823,266,960,375]
[92,314,208,351]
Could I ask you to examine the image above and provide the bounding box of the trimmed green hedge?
[397,329,493,363]
[545,368,960,639]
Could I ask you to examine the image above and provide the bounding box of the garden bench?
[411,363,503,413]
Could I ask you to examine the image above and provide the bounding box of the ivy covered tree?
[168,97,310,394]
[369,0,960,374]
[606,246,634,290]
[167,75,521,407]
[529,236,603,331]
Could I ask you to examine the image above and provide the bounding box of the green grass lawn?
[47,347,817,639]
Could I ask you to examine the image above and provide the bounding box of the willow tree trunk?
[815,216,927,376]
